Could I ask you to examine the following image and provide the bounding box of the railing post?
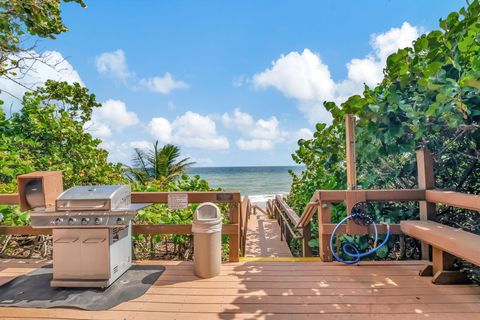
[302,221,313,257]
[345,114,357,190]
[239,200,244,257]
[416,148,437,260]
[229,201,240,262]
[318,201,333,261]
[239,197,250,257]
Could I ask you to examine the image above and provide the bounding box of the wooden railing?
[270,187,480,261]
[270,149,480,261]
[267,196,312,257]
[0,191,242,262]
[239,196,256,256]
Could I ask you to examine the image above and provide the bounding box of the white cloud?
[222,108,284,141]
[173,112,229,149]
[252,22,421,124]
[128,140,152,150]
[294,128,314,141]
[346,57,383,87]
[148,117,172,142]
[253,49,335,102]
[95,49,130,81]
[221,108,254,129]
[296,100,333,125]
[139,73,188,94]
[148,111,229,150]
[0,50,83,108]
[372,22,420,61]
[95,49,188,95]
[236,139,273,150]
[36,51,83,85]
[250,117,283,140]
[344,22,420,88]
[221,108,290,150]
[96,99,139,129]
[85,99,139,139]
[99,140,151,164]
[86,122,112,139]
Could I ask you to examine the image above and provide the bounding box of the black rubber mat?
[0,264,165,310]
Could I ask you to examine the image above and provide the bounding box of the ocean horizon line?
[185,166,301,196]
[188,165,304,169]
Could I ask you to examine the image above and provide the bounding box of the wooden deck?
[244,211,292,257]
[1,259,480,319]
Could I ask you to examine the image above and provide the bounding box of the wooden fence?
[0,191,246,262]
[1,148,479,262]
[268,148,480,261]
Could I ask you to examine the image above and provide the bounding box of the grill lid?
[56,185,131,211]
[57,185,127,200]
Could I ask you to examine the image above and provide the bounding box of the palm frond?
[129,141,195,184]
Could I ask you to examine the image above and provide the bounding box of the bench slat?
[400,221,480,266]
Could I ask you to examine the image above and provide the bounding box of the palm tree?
[128,141,194,185]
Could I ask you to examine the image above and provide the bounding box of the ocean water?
[187,166,303,204]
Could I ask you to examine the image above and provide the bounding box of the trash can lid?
[194,202,221,221]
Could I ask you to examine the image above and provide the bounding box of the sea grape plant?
[288,1,480,260]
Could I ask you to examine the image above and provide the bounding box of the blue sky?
[1,0,463,166]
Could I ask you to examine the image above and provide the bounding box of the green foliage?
[0,0,86,82]
[0,205,28,226]
[0,1,222,261]
[131,174,229,260]
[0,81,126,226]
[129,142,194,186]
[288,1,480,258]
[0,80,126,192]
[135,175,220,227]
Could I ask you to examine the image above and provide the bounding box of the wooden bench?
[400,220,480,284]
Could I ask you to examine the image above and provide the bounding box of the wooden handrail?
[252,205,267,215]
[2,175,479,263]
[0,224,240,236]
[315,189,426,203]
[239,196,252,256]
[273,203,302,240]
[0,190,242,262]
[0,193,20,205]
[296,204,317,228]
[272,196,313,256]
[132,191,241,203]
[296,192,319,228]
[266,199,274,217]
[293,189,425,229]
[275,195,300,225]
[0,191,242,205]
[321,223,402,235]
[426,190,480,212]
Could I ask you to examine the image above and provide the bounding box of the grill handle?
[56,202,108,210]
[83,238,106,244]
[54,237,79,244]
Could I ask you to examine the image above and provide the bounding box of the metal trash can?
[192,202,222,278]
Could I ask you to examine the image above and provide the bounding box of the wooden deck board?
[244,211,292,257]
[0,259,479,319]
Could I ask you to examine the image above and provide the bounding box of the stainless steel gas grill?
[30,185,150,288]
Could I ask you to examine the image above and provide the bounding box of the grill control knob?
[68,218,77,225]
[94,217,102,225]
[116,217,125,225]
[81,217,90,225]
[54,218,63,225]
